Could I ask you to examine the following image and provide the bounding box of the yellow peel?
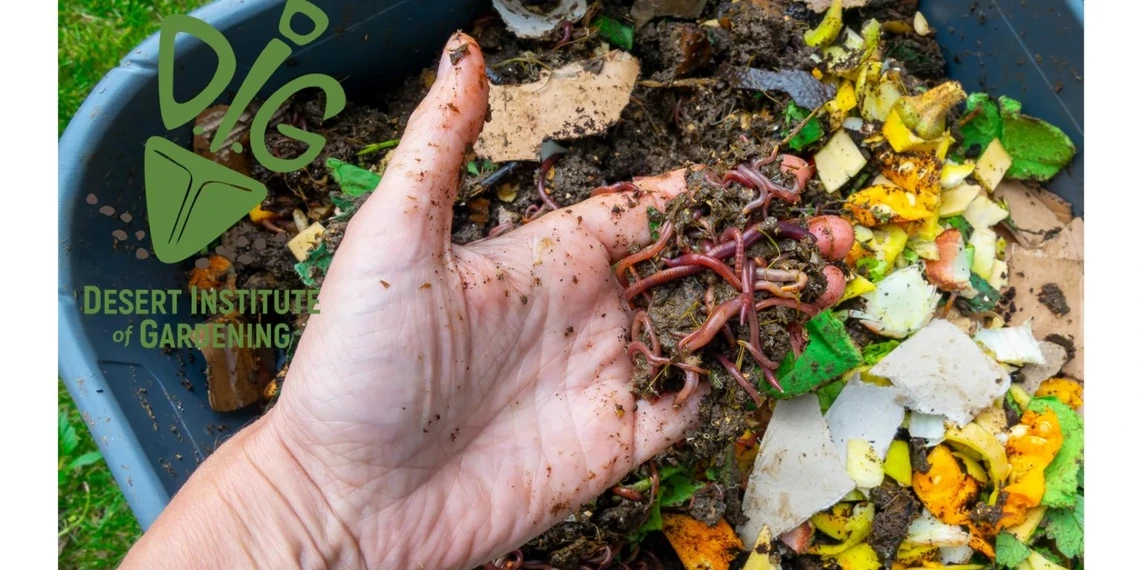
[840,274,876,303]
[944,423,1011,484]
[804,0,844,47]
[884,440,912,486]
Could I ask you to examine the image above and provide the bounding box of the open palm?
[270,33,703,570]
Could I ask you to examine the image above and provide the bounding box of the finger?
[347,32,489,261]
[630,382,710,466]
[512,168,690,263]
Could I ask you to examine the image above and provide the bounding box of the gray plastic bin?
[58,0,1083,529]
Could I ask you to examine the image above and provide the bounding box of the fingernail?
[436,32,466,78]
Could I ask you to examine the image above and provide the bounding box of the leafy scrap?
[327,158,381,197]
[1044,496,1084,558]
[995,531,1031,568]
[1027,397,1084,508]
[958,94,1076,181]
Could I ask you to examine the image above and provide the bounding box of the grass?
[59,0,209,566]
[58,0,207,135]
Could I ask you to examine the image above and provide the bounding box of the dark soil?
[868,479,922,564]
[1037,282,1071,316]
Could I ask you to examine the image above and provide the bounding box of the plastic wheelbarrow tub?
[58,0,1084,529]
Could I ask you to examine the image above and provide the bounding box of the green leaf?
[900,248,919,264]
[1006,392,1023,417]
[944,215,973,241]
[705,466,720,481]
[466,161,479,176]
[1045,496,1083,558]
[862,340,899,366]
[960,94,1076,181]
[647,206,662,241]
[482,160,496,173]
[631,499,662,542]
[660,471,703,507]
[960,92,1002,155]
[995,531,1031,568]
[327,158,382,197]
[294,243,334,288]
[785,102,824,151]
[816,378,848,414]
[997,96,1077,181]
[767,310,863,398]
[1027,397,1085,508]
[960,272,1001,314]
[59,411,79,456]
[593,15,634,51]
[67,451,104,471]
[855,257,889,282]
[329,192,358,221]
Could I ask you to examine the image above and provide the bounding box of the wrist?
[231,411,367,569]
[121,411,365,570]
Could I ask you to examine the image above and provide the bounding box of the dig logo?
[144,0,345,263]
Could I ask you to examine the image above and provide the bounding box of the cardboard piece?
[870,319,1011,427]
[474,51,640,162]
[739,395,856,546]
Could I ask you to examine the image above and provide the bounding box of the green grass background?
[59,0,207,566]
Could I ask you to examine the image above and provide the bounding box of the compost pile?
[184,1,1085,568]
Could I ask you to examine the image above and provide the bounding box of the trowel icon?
[144,136,267,263]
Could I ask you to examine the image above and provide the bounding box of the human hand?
[192,32,699,570]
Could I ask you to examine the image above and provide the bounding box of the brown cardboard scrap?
[474,51,640,162]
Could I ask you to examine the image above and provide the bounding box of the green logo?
[145,0,346,263]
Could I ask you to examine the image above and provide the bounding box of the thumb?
[346,32,489,263]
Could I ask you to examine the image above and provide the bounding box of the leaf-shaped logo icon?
[144,136,267,263]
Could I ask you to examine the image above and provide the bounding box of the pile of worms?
[607,152,851,409]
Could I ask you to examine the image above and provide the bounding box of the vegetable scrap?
[172,0,1082,568]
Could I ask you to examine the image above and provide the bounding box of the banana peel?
[895,82,967,140]
[804,0,844,47]
[883,109,955,157]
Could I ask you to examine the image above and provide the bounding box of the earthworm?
[714,353,764,408]
[678,296,745,354]
[789,322,807,358]
[628,341,671,365]
[662,253,743,290]
[754,279,801,299]
[623,265,702,304]
[522,203,547,223]
[260,219,286,234]
[537,152,565,211]
[649,460,660,504]
[740,258,755,326]
[583,544,615,567]
[674,367,702,408]
[590,181,639,197]
[610,486,646,502]
[754,267,809,289]
[695,220,813,261]
[755,296,821,318]
[615,221,676,288]
[487,221,514,238]
[631,311,660,354]
[550,19,574,50]
[720,227,745,280]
